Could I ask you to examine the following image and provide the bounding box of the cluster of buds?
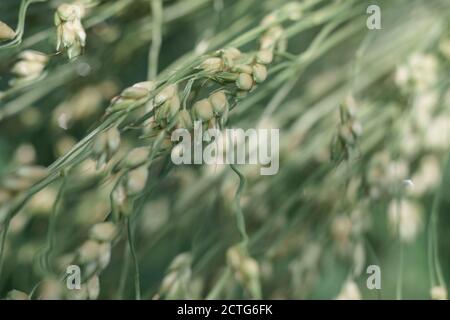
[55,3,86,59]
[331,97,362,163]
[157,253,192,299]
[0,20,15,41]
[100,7,289,205]
[0,166,48,208]
[226,245,261,298]
[10,50,48,85]
[75,221,118,275]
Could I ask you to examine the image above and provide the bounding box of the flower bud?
[193,99,214,121]
[256,50,273,64]
[431,286,447,300]
[199,57,223,73]
[154,84,177,106]
[0,21,15,41]
[133,80,156,92]
[236,73,254,91]
[78,240,100,264]
[6,290,28,300]
[90,222,118,242]
[231,64,253,74]
[209,90,228,115]
[11,50,48,84]
[112,184,132,218]
[18,50,49,64]
[98,242,112,269]
[126,165,148,195]
[55,4,86,59]
[176,110,193,130]
[222,47,241,67]
[252,64,267,83]
[120,86,150,100]
[125,147,150,167]
[16,166,48,181]
[92,127,120,166]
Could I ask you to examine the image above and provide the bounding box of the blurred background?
[0,0,449,299]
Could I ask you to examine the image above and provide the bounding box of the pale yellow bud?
[90,222,118,242]
[154,84,177,106]
[176,110,193,130]
[78,240,100,264]
[236,73,254,91]
[18,50,49,64]
[0,21,15,41]
[6,289,28,300]
[126,165,148,195]
[431,286,447,300]
[199,57,223,73]
[16,166,48,181]
[231,64,253,74]
[121,86,149,100]
[98,242,112,269]
[193,99,214,121]
[252,64,267,83]
[126,147,150,167]
[133,81,156,92]
[209,90,228,115]
[256,50,273,64]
